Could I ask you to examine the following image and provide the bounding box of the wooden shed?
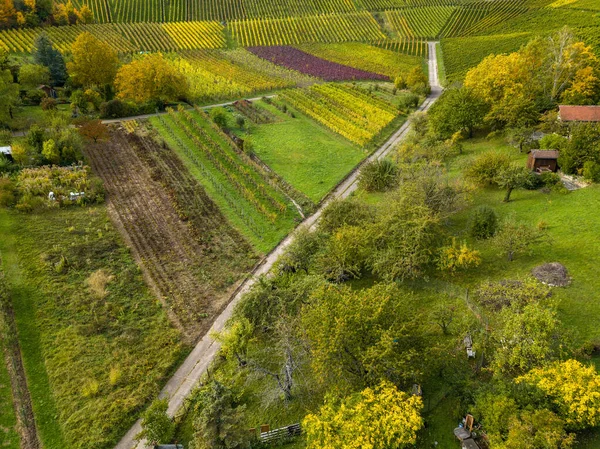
[527,150,559,173]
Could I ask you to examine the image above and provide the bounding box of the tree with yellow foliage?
[517,359,600,430]
[464,27,599,129]
[67,32,119,88]
[304,381,423,449]
[0,0,17,28]
[437,238,481,274]
[115,53,188,104]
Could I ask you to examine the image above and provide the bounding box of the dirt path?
[101,95,278,125]
[0,266,40,449]
[115,41,443,449]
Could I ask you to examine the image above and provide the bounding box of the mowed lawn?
[445,138,600,344]
[245,101,367,202]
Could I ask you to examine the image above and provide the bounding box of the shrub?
[136,399,175,445]
[320,198,372,234]
[235,115,245,129]
[394,74,407,89]
[41,96,57,111]
[99,99,136,119]
[210,107,228,129]
[476,278,550,311]
[359,159,398,192]
[464,151,511,186]
[0,177,16,206]
[397,92,419,110]
[469,205,498,239]
[539,133,568,150]
[583,161,600,182]
[539,172,561,187]
[82,379,100,398]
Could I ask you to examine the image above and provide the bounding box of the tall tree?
[428,87,489,138]
[518,360,600,430]
[301,283,420,390]
[0,68,19,125]
[33,33,67,86]
[304,381,424,449]
[494,164,531,203]
[490,302,562,376]
[189,381,247,449]
[0,0,16,28]
[115,53,188,103]
[67,32,119,87]
[136,399,175,446]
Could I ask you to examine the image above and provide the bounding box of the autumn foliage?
[304,381,423,449]
[115,53,188,104]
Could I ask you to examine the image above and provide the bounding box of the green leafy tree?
[495,164,531,202]
[136,399,175,446]
[492,215,544,262]
[33,33,67,86]
[189,381,247,449]
[0,68,18,125]
[428,87,489,138]
[464,151,512,186]
[18,63,50,89]
[368,191,440,281]
[500,409,575,449]
[67,32,119,87]
[318,225,370,281]
[41,139,60,164]
[491,302,562,375]
[213,317,254,367]
[558,123,600,175]
[301,283,420,390]
[304,381,424,449]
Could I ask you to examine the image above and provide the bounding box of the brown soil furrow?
[85,129,256,342]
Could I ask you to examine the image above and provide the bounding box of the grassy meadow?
[0,206,184,449]
[237,100,367,202]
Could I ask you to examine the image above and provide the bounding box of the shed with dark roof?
[559,105,600,122]
[527,150,559,173]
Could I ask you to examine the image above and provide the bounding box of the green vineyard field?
[0,21,225,53]
[230,12,386,47]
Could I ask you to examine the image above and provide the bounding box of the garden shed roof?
[530,150,559,159]
[559,105,600,122]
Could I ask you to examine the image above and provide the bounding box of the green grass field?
[0,207,183,449]
[238,100,367,203]
[445,139,600,344]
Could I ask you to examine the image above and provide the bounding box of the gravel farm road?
[115,41,443,449]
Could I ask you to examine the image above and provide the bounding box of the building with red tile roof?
[558,105,600,122]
